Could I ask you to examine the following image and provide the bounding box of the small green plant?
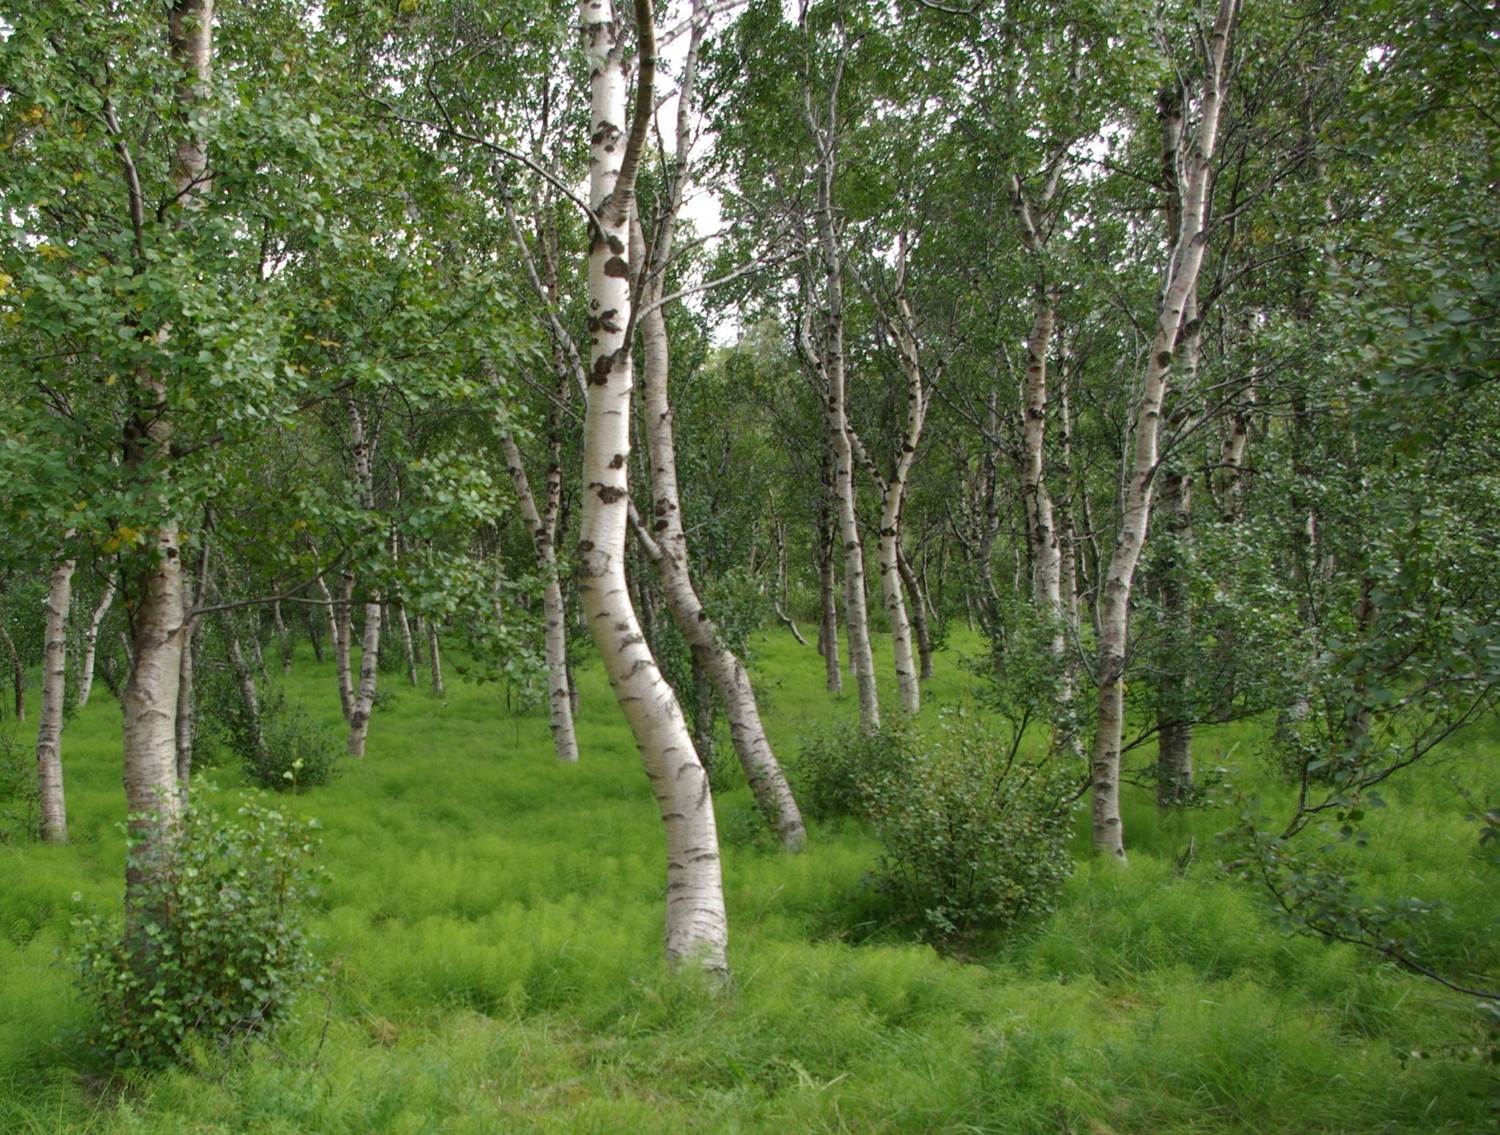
[72,803,324,1069]
[864,716,1074,943]
[795,718,917,821]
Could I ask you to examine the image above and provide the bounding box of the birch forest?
[0,0,1497,1130]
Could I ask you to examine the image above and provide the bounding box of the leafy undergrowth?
[0,631,1495,1133]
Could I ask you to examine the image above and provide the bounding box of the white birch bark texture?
[36,556,75,843]
[345,400,382,758]
[577,0,728,973]
[122,0,214,890]
[868,269,929,715]
[427,619,445,696]
[76,578,115,709]
[502,432,580,763]
[799,58,880,730]
[630,6,805,850]
[1090,0,1238,860]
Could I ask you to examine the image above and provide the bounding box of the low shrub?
[248,691,342,791]
[72,803,324,1069]
[795,718,917,821]
[864,716,1074,942]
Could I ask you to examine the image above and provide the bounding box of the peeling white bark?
[1091,0,1238,860]
[76,578,115,709]
[578,0,727,973]
[36,555,75,843]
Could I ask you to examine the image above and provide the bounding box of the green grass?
[0,629,1496,1133]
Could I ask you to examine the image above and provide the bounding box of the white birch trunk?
[76,578,115,709]
[122,0,212,902]
[502,432,579,764]
[578,0,727,973]
[427,620,445,697]
[1090,0,1237,860]
[344,400,382,758]
[36,555,75,843]
[628,13,806,849]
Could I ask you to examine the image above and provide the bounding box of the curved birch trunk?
[502,432,579,763]
[578,0,727,973]
[77,578,115,710]
[36,556,75,843]
[804,211,879,725]
[873,286,927,714]
[629,15,806,847]
[1090,0,1238,860]
[896,545,934,681]
[637,273,807,851]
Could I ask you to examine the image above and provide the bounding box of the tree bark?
[1090,0,1238,860]
[427,620,445,697]
[36,555,75,842]
[799,58,879,730]
[578,0,727,974]
[817,456,843,693]
[121,0,213,909]
[76,578,115,710]
[897,544,934,681]
[502,431,579,763]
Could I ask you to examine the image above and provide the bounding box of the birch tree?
[1090,0,1239,860]
[576,0,728,973]
[630,0,805,849]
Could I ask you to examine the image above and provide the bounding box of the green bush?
[865,717,1074,942]
[198,663,340,791]
[248,692,342,791]
[795,718,917,821]
[72,803,324,1069]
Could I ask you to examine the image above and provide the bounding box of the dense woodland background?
[0,0,1497,1130]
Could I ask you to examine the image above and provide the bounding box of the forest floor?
[1,629,1497,1133]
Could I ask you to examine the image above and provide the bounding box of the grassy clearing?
[0,629,1495,1133]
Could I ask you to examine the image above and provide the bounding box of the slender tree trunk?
[501,432,580,763]
[397,603,417,686]
[226,630,265,764]
[344,399,383,758]
[76,578,116,710]
[802,97,880,729]
[1091,0,1237,859]
[897,545,934,681]
[578,0,727,974]
[427,620,445,697]
[36,556,75,843]
[635,264,807,849]
[817,460,843,693]
[328,570,355,722]
[174,536,209,793]
[306,607,324,662]
[869,283,927,714]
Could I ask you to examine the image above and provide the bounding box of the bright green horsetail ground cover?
[2,630,1497,1133]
